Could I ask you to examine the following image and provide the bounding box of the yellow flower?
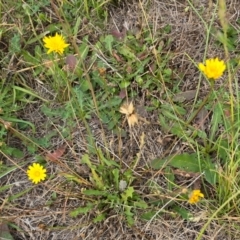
[27,163,47,184]
[188,189,204,204]
[198,58,226,80]
[43,33,69,55]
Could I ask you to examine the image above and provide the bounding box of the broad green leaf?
[119,81,131,89]
[79,40,89,60]
[204,169,218,185]
[103,35,114,53]
[151,153,201,173]
[22,50,40,65]
[173,206,192,220]
[74,17,82,37]
[133,200,148,209]
[203,156,218,185]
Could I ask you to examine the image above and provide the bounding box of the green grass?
[1,0,240,239]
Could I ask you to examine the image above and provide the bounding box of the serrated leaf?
[121,186,134,202]
[112,168,119,188]
[93,213,106,223]
[9,33,21,53]
[69,203,94,217]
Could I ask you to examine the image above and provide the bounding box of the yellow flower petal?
[198,57,226,80]
[188,189,204,204]
[27,163,47,184]
[43,33,69,55]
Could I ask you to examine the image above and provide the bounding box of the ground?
[1,0,240,239]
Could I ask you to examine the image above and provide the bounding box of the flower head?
[120,102,138,127]
[198,58,226,80]
[43,33,69,55]
[27,163,47,184]
[188,189,204,204]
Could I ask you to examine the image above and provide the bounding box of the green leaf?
[203,156,218,185]
[173,206,192,220]
[0,184,12,193]
[124,206,134,226]
[118,45,136,60]
[0,223,14,240]
[112,168,119,188]
[204,168,218,185]
[69,203,94,217]
[79,39,89,60]
[74,17,82,37]
[151,153,201,173]
[91,168,105,189]
[81,154,92,168]
[133,200,148,209]
[165,166,175,191]
[141,211,157,220]
[0,164,24,179]
[8,188,32,201]
[119,81,131,89]
[22,50,40,65]
[60,173,88,185]
[121,186,134,202]
[103,35,114,53]
[83,189,107,196]
[93,213,106,223]
[209,103,223,141]
[97,148,120,167]
[9,33,21,53]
